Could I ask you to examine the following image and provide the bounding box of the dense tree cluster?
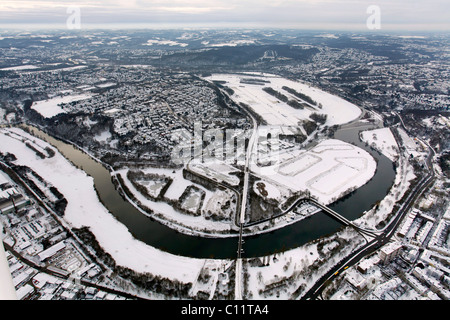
[74,226,192,298]
[282,86,318,106]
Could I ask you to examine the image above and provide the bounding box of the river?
[22,122,394,259]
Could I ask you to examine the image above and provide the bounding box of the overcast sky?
[0,0,449,31]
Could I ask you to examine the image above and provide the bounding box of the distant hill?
[155,44,319,67]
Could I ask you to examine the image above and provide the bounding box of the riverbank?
[9,117,396,259]
[0,126,220,283]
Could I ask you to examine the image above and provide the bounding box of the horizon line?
[0,22,449,33]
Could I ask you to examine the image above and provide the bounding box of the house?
[379,242,402,264]
[37,241,66,262]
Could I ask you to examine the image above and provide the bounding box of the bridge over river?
[19,122,394,260]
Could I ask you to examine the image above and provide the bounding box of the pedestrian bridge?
[307,199,381,238]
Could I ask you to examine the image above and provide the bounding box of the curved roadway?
[302,122,435,300]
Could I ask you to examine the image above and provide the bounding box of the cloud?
[0,1,100,11]
[0,0,448,30]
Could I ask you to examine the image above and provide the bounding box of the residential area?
[0,170,132,300]
[0,29,448,301]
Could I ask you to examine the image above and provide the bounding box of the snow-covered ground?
[115,167,235,236]
[2,72,413,299]
[0,128,215,283]
[246,228,365,299]
[354,135,417,231]
[253,179,283,200]
[203,73,373,205]
[397,127,423,158]
[205,73,361,127]
[188,159,240,186]
[96,82,116,88]
[206,40,256,47]
[250,139,377,205]
[143,39,188,47]
[361,127,399,162]
[246,242,319,299]
[31,93,93,118]
[0,108,5,124]
[0,64,39,71]
[93,130,112,143]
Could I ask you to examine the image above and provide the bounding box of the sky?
[0,0,449,31]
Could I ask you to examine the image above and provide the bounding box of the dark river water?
[24,122,394,259]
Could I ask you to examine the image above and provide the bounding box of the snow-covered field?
[202,73,374,205]
[250,139,376,205]
[188,159,240,186]
[246,228,365,299]
[207,40,256,47]
[0,128,211,283]
[253,180,283,200]
[31,93,93,118]
[397,127,422,158]
[93,130,112,143]
[116,167,234,236]
[355,131,418,231]
[205,73,361,127]
[143,39,188,47]
[1,71,407,298]
[0,64,39,71]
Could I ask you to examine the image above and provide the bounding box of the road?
[0,160,141,300]
[3,241,139,300]
[234,95,259,300]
